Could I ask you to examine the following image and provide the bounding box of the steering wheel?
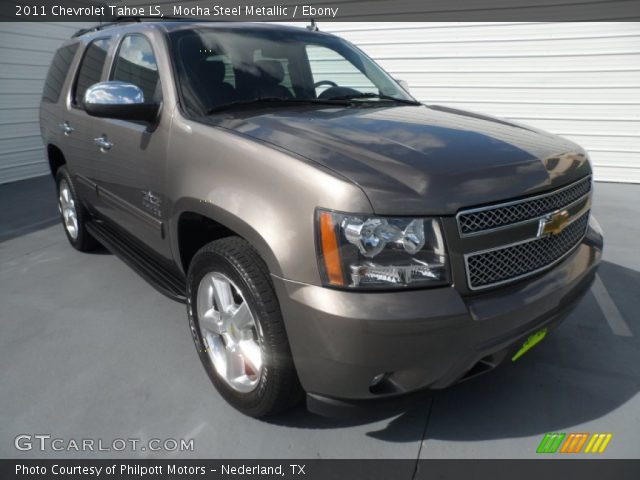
[314,80,338,89]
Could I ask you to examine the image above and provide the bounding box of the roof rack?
[71,16,208,38]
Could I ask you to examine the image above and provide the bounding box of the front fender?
[166,114,372,285]
[169,196,282,278]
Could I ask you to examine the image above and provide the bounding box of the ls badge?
[141,190,162,218]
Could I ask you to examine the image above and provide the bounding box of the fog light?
[369,372,395,394]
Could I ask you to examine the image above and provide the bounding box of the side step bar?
[86,220,187,303]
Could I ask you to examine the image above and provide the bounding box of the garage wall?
[1,21,638,184]
[0,23,90,184]
[317,22,640,183]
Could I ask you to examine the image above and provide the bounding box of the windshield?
[169,26,417,115]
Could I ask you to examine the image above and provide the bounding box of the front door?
[91,33,171,258]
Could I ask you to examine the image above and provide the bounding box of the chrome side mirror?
[83,81,159,123]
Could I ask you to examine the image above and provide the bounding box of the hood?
[211,104,591,215]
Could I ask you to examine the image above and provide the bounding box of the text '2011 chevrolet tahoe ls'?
[40,20,603,417]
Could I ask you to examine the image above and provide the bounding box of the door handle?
[58,122,74,135]
[94,136,113,152]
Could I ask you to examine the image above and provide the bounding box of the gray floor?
[0,175,58,243]
[0,177,638,463]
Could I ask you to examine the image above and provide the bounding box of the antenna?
[306,19,319,32]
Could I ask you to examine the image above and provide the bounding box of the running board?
[86,220,187,303]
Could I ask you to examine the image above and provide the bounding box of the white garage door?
[318,22,640,183]
[0,22,90,184]
[1,21,638,184]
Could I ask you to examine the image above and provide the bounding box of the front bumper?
[272,218,603,405]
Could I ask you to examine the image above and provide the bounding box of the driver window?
[305,45,376,97]
[112,35,160,102]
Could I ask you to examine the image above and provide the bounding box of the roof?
[73,18,315,38]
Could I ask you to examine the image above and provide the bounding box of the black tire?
[56,166,98,252]
[186,236,302,417]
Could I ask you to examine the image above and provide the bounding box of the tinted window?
[74,38,112,106]
[254,49,293,94]
[42,44,78,103]
[112,35,159,102]
[170,28,414,115]
[202,54,235,87]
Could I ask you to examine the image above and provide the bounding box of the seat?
[254,60,293,99]
[196,59,236,106]
[178,36,236,112]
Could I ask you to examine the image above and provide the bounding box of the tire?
[186,236,302,417]
[56,166,98,252]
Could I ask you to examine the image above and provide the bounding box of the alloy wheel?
[58,179,78,240]
[196,272,263,393]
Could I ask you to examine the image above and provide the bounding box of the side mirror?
[396,79,410,93]
[84,81,159,123]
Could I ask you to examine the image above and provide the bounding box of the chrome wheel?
[58,178,78,240]
[196,272,263,393]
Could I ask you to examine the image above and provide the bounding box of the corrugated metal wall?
[317,22,640,183]
[0,23,90,184]
[0,21,638,183]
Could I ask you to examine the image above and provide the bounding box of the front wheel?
[186,237,302,417]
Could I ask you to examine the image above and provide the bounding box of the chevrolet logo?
[538,209,571,236]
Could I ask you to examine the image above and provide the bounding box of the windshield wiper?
[325,92,421,105]
[206,97,350,114]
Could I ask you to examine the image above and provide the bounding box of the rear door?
[91,33,170,257]
[60,37,114,205]
[40,42,79,171]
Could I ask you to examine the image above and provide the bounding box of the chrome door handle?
[93,136,113,152]
[58,122,74,135]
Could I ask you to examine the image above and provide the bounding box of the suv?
[40,20,602,417]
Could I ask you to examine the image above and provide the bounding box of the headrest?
[198,60,226,83]
[179,36,207,65]
[255,60,285,84]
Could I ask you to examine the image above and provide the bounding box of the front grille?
[466,211,589,290]
[457,176,591,235]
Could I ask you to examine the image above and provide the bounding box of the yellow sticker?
[512,328,547,362]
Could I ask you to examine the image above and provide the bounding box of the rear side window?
[42,44,79,103]
[111,35,160,102]
[73,38,112,106]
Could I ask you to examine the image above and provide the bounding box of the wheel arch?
[171,198,283,279]
[46,143,66,178]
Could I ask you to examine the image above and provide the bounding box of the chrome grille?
[457,176,591,236]
[465,211,589,290]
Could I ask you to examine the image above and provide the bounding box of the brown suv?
[40,20,603,417]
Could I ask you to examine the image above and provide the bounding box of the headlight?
[316,209,450,289]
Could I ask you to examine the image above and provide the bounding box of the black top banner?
[3,0,640,22]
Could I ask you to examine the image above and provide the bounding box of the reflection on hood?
[208,104,589,215]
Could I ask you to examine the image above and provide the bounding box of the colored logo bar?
[536,433,612,454]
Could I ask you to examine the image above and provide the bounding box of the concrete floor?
[0,177,638,463]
